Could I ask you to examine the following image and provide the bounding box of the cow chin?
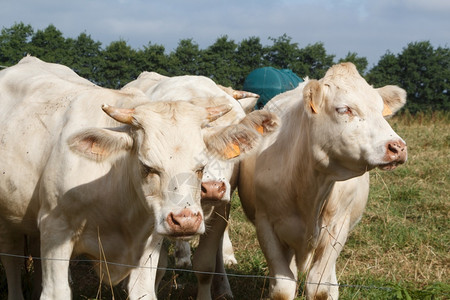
[377,161,401,171]
[155,226,205,240]
[155,211,205,240]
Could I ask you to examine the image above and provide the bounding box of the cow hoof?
[223,255,238,267]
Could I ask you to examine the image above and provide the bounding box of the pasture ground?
[0,111,449,299]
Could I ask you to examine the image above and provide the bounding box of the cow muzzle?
[166,208,203,237]
[379,139,407,170]
[201,181,226,201]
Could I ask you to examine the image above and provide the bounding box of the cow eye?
[336,106,352,115]
[141,163,160,177]
[196,166,205,179]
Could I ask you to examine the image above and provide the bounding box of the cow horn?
[102,104,135,125]
[233,90,260,100]
[206,104,232,122]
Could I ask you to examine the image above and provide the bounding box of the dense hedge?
[1,23,448,113]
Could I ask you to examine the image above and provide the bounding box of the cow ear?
[303,80,324,115]
[68,128,133,162]
[376,85,407,118]
[239,110,280,136]
[204,110,280,160]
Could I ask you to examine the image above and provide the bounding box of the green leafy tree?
[137,42,170,76]
[296,42,335,79]
[264,34,300,70]
[338,51,368,75]
[67,33,104,84]
[368,42,449,113]
[235,36,265,88]
[0,22,34,66]
[263,37,334,79]
[397,41,449,112]
[29,24,71,65]
[366,51,401,86]
[101,40,138,88]
[167,39,202,76]
[201,35,239,87]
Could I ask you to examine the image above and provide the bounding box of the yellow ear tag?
[309,100,318,114]
[255,125,264,135]
[224,143,241,159]
[382,103,392,117]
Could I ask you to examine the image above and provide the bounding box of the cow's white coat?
[238,63,407,299]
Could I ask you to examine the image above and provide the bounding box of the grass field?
[1,111,449,299]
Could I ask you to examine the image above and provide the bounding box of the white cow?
[238,63,408,299]
[0,56,278,300]
[123,72,266,299]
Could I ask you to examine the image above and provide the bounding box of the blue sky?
[1,0,449,67]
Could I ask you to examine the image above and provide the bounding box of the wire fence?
[0,251,396,294]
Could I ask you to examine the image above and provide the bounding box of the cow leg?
[193,203,231,300]
[26,235,42,300]
[0,228,25,300]
[127,233,163,300]
[39,217,74,299]
[255,214,297,300]
[155,241,167,291]
[306,217,350,300]
[222,226,237,266]
[211,236,232,299]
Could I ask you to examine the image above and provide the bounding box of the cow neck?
[279,98,336,227]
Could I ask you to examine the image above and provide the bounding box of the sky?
[1,0,449,68]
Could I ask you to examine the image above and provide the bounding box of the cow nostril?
[167,209,202,236]
[201,184,207,194]
[384,140,407,166]
[169,213,180,226]
[388,143,399,154]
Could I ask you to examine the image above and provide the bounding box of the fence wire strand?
[0,252,395,292]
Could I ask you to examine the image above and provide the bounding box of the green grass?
[1,111,449,299]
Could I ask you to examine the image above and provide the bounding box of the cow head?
[302,62,407,179]
[127,74,264,205]
[68,101,279,238]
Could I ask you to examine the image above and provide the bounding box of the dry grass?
[0,112,448,299]
[227,111,450,299]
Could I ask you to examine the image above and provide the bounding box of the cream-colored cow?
[238,63,407,299]
[123,72,265,299]
[0,56,277,299]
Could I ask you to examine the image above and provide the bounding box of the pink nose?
[166,208,202,236]
[201,181,226,201]
[385,140,407,164]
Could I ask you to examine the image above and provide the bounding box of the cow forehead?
[145,125,206,164]
[324,73,383,112]
[133,102,209,169]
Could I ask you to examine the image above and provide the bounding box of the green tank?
[243,67,303,109]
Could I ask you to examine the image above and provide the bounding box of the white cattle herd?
[0,56,407,299]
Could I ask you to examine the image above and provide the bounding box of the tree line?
[0,23,448,113]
